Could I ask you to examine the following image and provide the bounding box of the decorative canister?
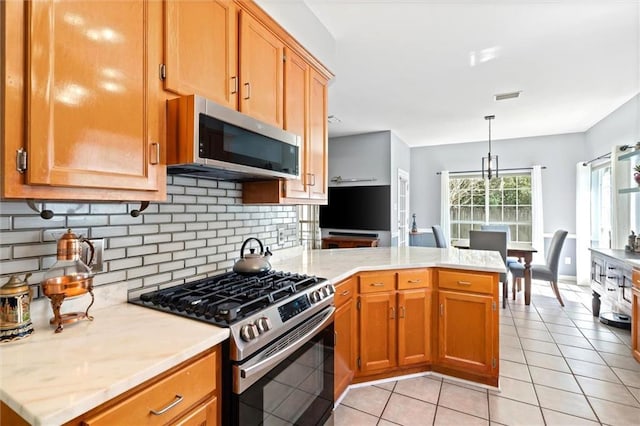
[0,273,34,342]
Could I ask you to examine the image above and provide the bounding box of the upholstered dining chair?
[509,229,568,307]
[432,225,448,248]
[480,224,519,264]
[470,230,509,308]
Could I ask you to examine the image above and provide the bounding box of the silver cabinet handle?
[399,306,406,318]
[150,394,183,415]
[408,279,422,284]
[231,76,238,94]
[306,173,316,187]
[150,142,160,165]
[370,282,385,287]
[340,290,351,296]
[440,304,444,316]
[457,281,472,286]
[244,82,251,100]
[390,307,395,319]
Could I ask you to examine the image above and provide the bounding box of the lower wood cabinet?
[65,346,220,426]
[356,270,432,377]
[437,290,494,375]
[632,270,640,362]
[334,277,356,400]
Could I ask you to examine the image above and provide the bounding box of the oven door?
[231,307,335,426]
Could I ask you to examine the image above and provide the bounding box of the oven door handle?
[234,307,335,394]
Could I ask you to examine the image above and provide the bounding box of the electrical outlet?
[564,256,571,265]
[85,239,105,272]
[277,227,286,245]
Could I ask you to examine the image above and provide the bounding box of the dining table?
[452,239,538,305]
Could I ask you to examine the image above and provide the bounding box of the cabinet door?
[334,300,355,401]
[164,0,237,109]
[438,291,494,375]
[358,292,397,375]
[633,287,640,363]
[239,11,284,128]
[398,289,431,366]
[27,0,162,191]
[307,69,328,201]
[282,47,309,198]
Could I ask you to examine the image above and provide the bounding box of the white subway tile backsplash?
[67,215,109,227]
[144,253,173,265]
[158,242,184,253]
[0,181,298,299]
[127,245,158,257]
[0,259,39,275]
[110,257,143,271]
[127,265,159,280]
[144,234,173,244]
[159,260,184,273]
[13,243,57,258]
[1,230,41,244]
[91,226,129,238]
[109,236,144,249]
[14,216,66,229]
[128,224,160,235]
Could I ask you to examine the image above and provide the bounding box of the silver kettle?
[233,238,272,274]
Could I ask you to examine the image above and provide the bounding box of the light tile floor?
[327,281,640,426]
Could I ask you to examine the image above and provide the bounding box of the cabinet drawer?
[633,269,640,290]
[397,269,431,290]
[359,271,396,294]
[83,351,216,426]
[438,270,494,295]
[334,277,355,308]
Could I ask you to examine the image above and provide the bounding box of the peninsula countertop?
[0,246,505,425]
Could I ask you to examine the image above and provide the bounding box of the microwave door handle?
[234,307,335,394]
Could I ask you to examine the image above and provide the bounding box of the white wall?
[254,0,336,73]
[410,132,586,235]
[390,132,411,244]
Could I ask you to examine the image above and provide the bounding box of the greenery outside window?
[449,174,532,242]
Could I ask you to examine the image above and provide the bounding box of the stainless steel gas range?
[130,270,336,426]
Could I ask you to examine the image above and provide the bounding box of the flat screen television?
[319,185,391,231]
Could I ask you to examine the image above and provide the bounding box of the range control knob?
[240,323,259,342]
[310,290,323,303]
[321,285,333,298]
[255,317,272,334]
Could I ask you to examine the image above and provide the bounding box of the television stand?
[321,235,380,249]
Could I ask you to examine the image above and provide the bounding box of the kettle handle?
[239,238,264,258]
[80,237,95,267]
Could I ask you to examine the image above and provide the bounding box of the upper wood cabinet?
[163,0,238,109]
[1,0,166,201]
[238,10,284,128]
[307,68,328,201]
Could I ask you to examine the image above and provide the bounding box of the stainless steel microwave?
[167,95,300,181]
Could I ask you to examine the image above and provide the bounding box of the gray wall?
[410,132,586,235]
[0,177,298,300]
[585,93,640,158]
[324,131,411,246]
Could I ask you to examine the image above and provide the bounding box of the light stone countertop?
[0,284,230,426]
[270,246,507,283]
[0,246,505,425]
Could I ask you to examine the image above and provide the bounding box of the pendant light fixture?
[482,114,498,179]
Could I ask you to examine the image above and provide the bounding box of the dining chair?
[509,229,568,306]
[480,224,519,263]
[469,230,509,308]
[431,225,448,248]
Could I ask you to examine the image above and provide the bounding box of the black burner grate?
[133,270,321,325]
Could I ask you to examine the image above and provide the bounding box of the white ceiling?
[301,0,640,147]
